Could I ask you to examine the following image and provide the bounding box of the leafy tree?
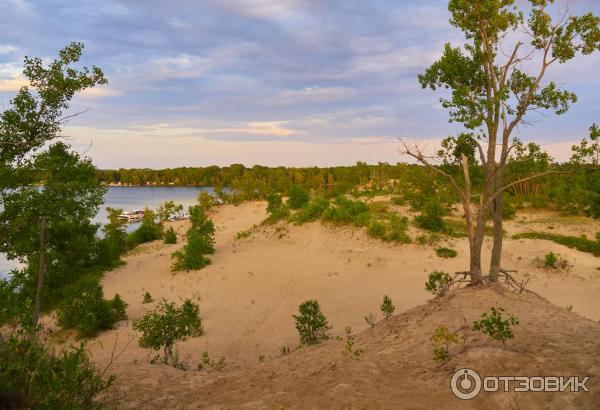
[97,207,128,265]
[157,200,183,222]
[403,1,600,283]
[0,143,105,326]
[288,185,310,209]
[132,299,203,365]
[0,43,106,328]
[266,192,289,219]
[171,206,215,271]
[293,300,330,345]
[571,124,600,218]
[198,191,216,210]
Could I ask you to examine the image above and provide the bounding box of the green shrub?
[431,325,459,362]
[266,193,289,219]
[435,247,457,258]
[128,209,163,246]
[323,197,370,226]
[473,307,519,348]
[291,197,330,223]
[513,231,600,256]
[364,311,377,327]
[0,331,115,409]
[343,327,363,360]
[133,299,203,365]
[199,351,227,371]
[172,206,215,271]
[163,227,177,244]
[288,185,310,209]
[367,221,387,240]
[142,291,153,304]
[387,215,411,243]
[414,197,448,232]
[544,251,558,268]
[57,281,127,339]
[391,196,406,206]
[425,271,453,295]
[293,300,330,345]
[380,295,395,318]
[198,191,217,210]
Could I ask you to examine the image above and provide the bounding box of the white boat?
[118,209,144,222]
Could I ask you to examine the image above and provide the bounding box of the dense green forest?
[97,161,598,217]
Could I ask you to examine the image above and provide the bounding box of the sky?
[1,0,599,169]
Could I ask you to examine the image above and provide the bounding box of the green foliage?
[172,206,215,271]
[287,185,310,209]
[163,227,177,244]
[435,247,458,258]
[343,327,363,360]
[199,352,227,371]
[293,300,330,345]
[198,191,217,210]
[544,251,558,268]
[473,307,519,348]
[142,291,153,304]
[290,196,330,223]
[128,209,163,246]
[157,201,183,222]
[133,299,203,365]
[57,280,127,339]
[425,271,453,295]
[414,197,448,233]
[513,231,600,256]
[97,207,128,265]
[380,295,395,318]
[431,325,459,363]
[266,192,289,219]
[0,331,115,409]
[322,196,370,226]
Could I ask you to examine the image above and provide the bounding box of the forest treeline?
[97,160,598,217]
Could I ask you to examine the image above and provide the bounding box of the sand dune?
[82,202,600,408]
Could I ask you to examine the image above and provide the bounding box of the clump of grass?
[536,251,569,270]
[364,311,377,328]
[163,226,177,244]
[513,232,600,256]
[435,247,457,258]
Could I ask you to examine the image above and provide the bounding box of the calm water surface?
[0,186,213,279]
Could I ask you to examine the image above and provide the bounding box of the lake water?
[0,186,213,279]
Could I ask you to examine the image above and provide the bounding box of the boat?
[118,209,144,222]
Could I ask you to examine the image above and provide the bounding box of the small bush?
[142,291,153,304]
[473,307,519,348]
[431,325,459,362]
[163,227,177,244]
[293,300,330,345]
[322,197,370,226]
[172,206,215,271]
[291,197,330,223]
[391,196,406,206]
[199,351,227,371]
[57,281,127,338]
[544,251,558,268]
[0,331,115,409]
[288,185,310,209]
[414,198,448,232]
[435,247,457,258]
[266,193,289,219]
[343,327,363,360]
[380,295,395,318]
[133,299,203,365]
[425,271,453,296]
[367,221,386,240]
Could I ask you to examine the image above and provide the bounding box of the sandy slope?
[82,202,600,408]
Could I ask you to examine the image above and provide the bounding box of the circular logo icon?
[450,368,482,400]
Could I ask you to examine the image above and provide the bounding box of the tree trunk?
[32,217,46,331]
[489,192,503,282]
